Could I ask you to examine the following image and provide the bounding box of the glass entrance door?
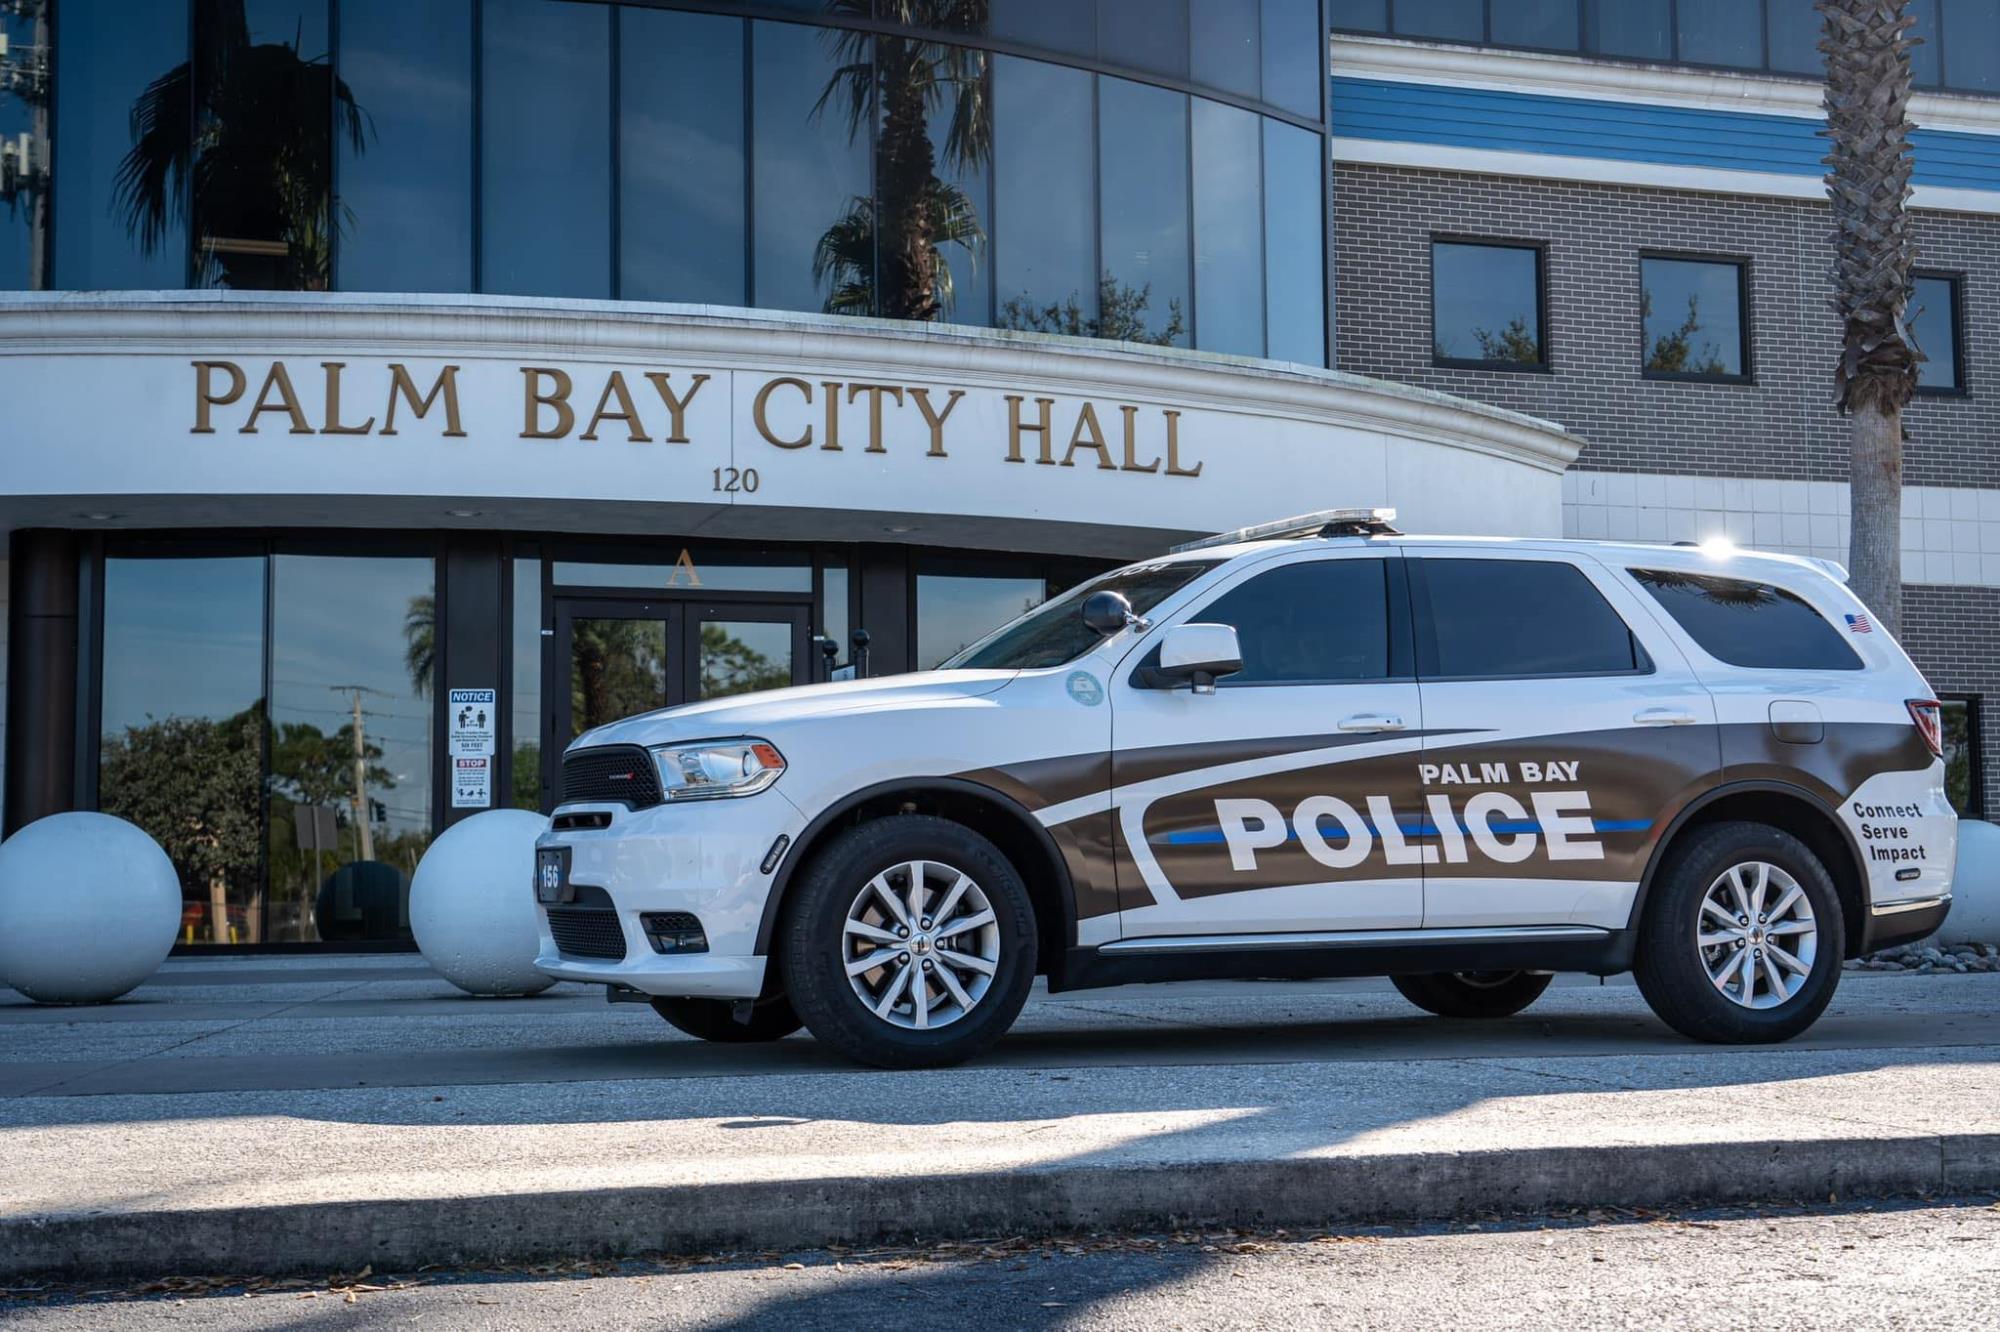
[550,597,810,779]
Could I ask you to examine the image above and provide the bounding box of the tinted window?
[1677,0,1763,65]
[480,0,611,297]
[1642,256,1747,378]
[1588,0,1672,59]
[1193,100,1265,358]
[1394,0,1484,41]
[1098,0,1188,77]
[1263,118,1326,366]
[994,56,1095,329]
[1192,0,1260,98]
[1766,2,1823,75]
[1260,0,1325,117]
[620,8,745,305]
[991,0,1095,54]
[1945,0,2000,92]
[1941,697,1979,817]
[1630,569,1863,671]
[1423,560,1644,678]
[1099,77,1190,347]
[750,20,871,315]
[1491,0,1580,49]
[1433,240,1544,367]
[0,2,49,288]
[945,561,1218,670]
[338,0,473,293]
[1331,0,1390,29]
[1194,560,1392,684]
[1909,0,1943,87]
[1913,275,1962,392]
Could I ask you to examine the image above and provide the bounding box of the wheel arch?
[754,777,1079,980]
[1630,780,1869,958]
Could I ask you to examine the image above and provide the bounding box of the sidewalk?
[3,959,1997,1278]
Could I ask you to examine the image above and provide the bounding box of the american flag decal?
[1845,612,1873,634]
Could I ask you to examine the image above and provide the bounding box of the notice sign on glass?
[449,688,498,809]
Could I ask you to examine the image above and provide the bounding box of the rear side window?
[1418,558,1645,678]
[1191,559,1392,684]
[1629,569,1863,671]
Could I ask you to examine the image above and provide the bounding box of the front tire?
[780,816,1037,1069]
[650,994,802,1043]
[1391,970,1552,1018]
[1633,820,1844,1044]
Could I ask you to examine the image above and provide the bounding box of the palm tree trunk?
[1849,402,1903,637]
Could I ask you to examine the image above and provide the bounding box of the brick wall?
[1332,163,2000,489]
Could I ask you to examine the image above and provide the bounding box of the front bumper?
[1858,894,1951,954]
[531,790,805,1000]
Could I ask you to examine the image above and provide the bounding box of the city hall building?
[0,1,1992,949]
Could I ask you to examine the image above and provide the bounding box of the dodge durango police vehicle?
[534,509,1955,1068]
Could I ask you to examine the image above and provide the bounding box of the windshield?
[941,560,1220,671]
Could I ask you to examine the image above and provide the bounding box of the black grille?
[548,899,629,961]
[561,745,663,808]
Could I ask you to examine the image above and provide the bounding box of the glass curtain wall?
[28,0,1328,366]
[97,548,435,946]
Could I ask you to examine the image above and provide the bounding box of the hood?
[569,669,1019,750]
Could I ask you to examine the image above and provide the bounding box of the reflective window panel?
[553,553,811,593]
[1491,0,1580,49]
[336,0,473,293]
[51,0,190,289]
[1432,240,1544,368]
[99,556,266,946]
[1097,0,1189,78]
[1394,0,1484,41]
[480,0,611,298]
[268,554,434,944]
[1913,274,1962,392]
[1941,698,1979,817]
[1909,0,1943,87]
[915,573,1048,671]
[570,616,669,737]
[994,56,1095,333]
[1260,0,1325,117]
[1586,0,1674,59]
[990,0,1096,56]
[1329,0,1390,29]
[1098,76,1191,347]
[871,33,992,325]
[510,554,544,810]
[818,558,851,679]
[1641,256,1748,379]
[1766,1,1823,75]
[1262,118,1325,367]
[191,1,335,290]
[1676,0,1763,66]
[751,19,872,316]
[697,619,795,700]
[1946,0,2000,92]
[1192,99,1265,358]
[0,1,48,288]
[620,7,746,305]
[1191,0,1261,99]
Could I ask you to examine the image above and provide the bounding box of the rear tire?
[780,816,1037,1069]
[650,994,802,1043]
[1391,970,1552,1018]
[1633,820,1844,1044]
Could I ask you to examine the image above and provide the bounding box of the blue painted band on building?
[1332,78,2000,194]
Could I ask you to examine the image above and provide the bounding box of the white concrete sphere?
[0,812,180,1003]
[409,809,557,996]
[1943,819,2000,944]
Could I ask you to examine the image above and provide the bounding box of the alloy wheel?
[841,859,1001,1031]
[1696,860,1818,1009]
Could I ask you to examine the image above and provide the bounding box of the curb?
[8,1132,2000,1280]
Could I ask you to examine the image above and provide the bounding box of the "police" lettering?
[1215,790,1604,871]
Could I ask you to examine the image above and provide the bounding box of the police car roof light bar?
[1170,507,1401,553]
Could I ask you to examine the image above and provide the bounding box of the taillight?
[1907,699,1943,759]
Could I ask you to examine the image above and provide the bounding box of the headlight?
[648,738,786,800]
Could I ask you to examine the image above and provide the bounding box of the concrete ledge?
[7,1134,1995,1281]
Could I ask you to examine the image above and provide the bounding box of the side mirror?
[1157,623,1242,694]
[1082,589,1138,636]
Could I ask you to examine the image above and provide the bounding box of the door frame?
[540,587,812,808]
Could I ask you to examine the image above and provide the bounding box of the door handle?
[1338,713,1405,733]
[1633,707,1698,726]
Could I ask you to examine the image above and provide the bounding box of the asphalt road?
[7,1199,1996,1330]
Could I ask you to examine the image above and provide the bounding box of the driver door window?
[1107,554,1426,942]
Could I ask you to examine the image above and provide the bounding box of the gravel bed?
[1845,941,2000,973]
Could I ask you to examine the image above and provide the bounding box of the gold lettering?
[753,376,813,449]
[642,372,709,444]
[820,380,844,451]
[1164,409,1202,477]
[845,383,904,454]
[239,362,313,435]
[1119,404,1161,473]
[520,367,575,439]
[381,364,465,436]
[908,386,962,458]
[1004,394,1056,465]
[192,360,246,434]
[579,371,648,442]
[319,362,376,435]
[1062,403,1117,470]
[668,548,702,589]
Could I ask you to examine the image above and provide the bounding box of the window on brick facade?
[1641,255,1749,381]
[1431,239,1546,371]
[1913,273,1965,395]
[1942,696,1981,818]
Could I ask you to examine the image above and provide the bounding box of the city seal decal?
[1066,671,1105,707]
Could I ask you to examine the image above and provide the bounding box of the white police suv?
[534,509,1955,1068]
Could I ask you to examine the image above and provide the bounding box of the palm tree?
[812,0,991,321]
[403,594,434,699]
[1820,0,1922,637]
[115,0,365,290]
